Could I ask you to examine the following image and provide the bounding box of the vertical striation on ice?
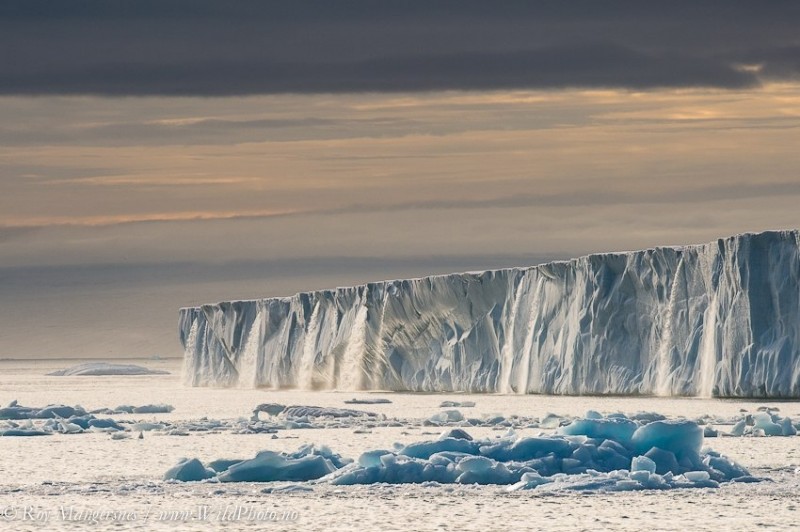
[179,230,800,397]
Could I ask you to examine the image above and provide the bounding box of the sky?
[1,1,799,359]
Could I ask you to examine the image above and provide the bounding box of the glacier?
[179,230,800,397]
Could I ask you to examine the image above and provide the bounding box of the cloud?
[0,226,40,243]
[0,1,797,95]
[732,45,800,79]
[0,209,298,229]
[4,179,800,230]
[0,115,421,147]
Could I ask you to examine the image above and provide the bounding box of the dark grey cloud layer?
[1,1,798,95]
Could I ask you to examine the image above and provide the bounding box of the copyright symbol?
[1,507,16,520]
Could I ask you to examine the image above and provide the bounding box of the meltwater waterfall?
[180,230,800,397]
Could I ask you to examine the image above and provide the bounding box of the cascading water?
[298,300,322,389]
[656,256,684,396]
[236,305,263,388]
[498,278,524,394]
[697,291,719,398]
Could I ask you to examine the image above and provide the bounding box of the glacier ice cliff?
[179,230,800,397]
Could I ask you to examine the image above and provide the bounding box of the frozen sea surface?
[2,359,800,531]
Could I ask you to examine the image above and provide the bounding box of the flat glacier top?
[180,229,796,310]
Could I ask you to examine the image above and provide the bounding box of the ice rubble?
[165,413,757,492]
[180,230,800,397]
[0,401,174,420]
[4,396,799,440]
[48,363,169,376]
[0,401,172,436]
[253,404,380,419]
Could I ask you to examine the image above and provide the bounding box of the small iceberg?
[344,398,392,405]
[48,363,169,376]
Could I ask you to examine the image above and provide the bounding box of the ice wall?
[179,230,800,397]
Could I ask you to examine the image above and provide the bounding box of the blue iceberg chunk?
[399,438,480,459]
[0,428,51,437]
[643,447,680,475]
[558,418,638,445]
[358,450,394,468]
[481,437,573,462]
[164,458,216,482]
[631,420,703,457]
[36,405,86,419]
[87,418,124,430]
[0,406,38,420]
[439,428,473,441]
[219,451,337,482]
[208,459,244,473]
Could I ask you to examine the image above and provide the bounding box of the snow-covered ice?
[180,230,800,397]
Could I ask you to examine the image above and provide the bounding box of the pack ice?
[180,230,800,397]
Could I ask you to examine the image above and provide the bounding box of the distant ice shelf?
[179,230,800,397]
